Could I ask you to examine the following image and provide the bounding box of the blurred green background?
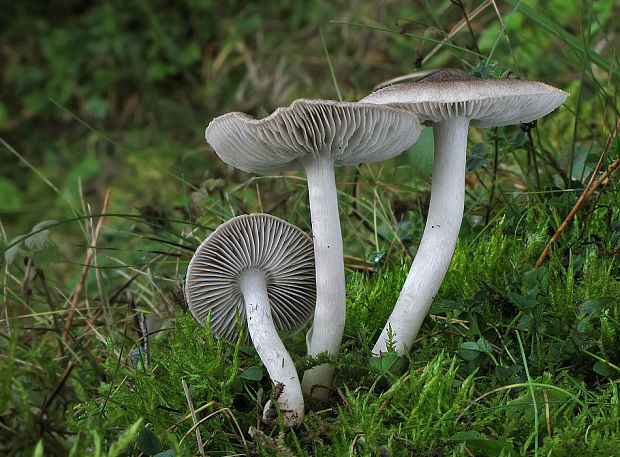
[2,0,615,237]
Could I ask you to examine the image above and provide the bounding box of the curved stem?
[373,117,470,355]
[240,270,304,426]
[301,155,346,399]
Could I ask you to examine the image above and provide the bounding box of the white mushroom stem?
[239,270,305,426]
[373,117,469,355]
[301,154,346,399]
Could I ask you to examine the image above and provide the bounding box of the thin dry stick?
[535,118,619,269]
[494,326,518,365]
[166,400,216,433]
[455,383,523,423]
[422,0,492,66]
[59,189,111,352]
[429,314,470,330]
[343,263,374,272]
[412,330,468,345]
[373,1,493,90]
[37,359,77,427]
[349,434,366,457]
[543,388,552,439]
[249,427,296,457]
[179,406,247,452]
[178,408,228,445]
[584,158,619,200]
[489,0,519,68]
[182,378,205,457]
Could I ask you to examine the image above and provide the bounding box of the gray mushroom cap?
[359,68,569,128]
[205,98,423,173]
[185,214,316,344]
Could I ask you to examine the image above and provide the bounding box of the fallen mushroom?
[360,68,568,355]
[185,213,316,426]
[205,98,422,399]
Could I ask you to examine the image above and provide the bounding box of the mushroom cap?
[205,98,423,173]
[360,68,568,128]
[185,214,316,344]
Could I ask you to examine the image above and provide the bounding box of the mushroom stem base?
[240,270,305,426]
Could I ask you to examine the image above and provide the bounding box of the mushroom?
[360,68,568,355]
[205,98,422,398]
[185,213,316,426]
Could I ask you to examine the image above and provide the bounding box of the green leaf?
[517,314,534,330]
[33,242,61,267]
[3,235,23,265]
[458,342,483,361]
[83,97,109,119]
[406,127,434,179]
[507,292,538,311]
[153,450,177,457]
[466,438,519,457]
[204,359,218,373]
[468,312,487,337]
[476,337,493,353]
[447,431,519,456]
[448,431,480,441]
[137,428,161,456]
[25,220,57,252]
[109,418,143,457]
[593,361,616,377]
[33,440,44,457]
[369,353,404,374]
[524,268,539,297]
[580,297,615,316]
[577,297,616,332]
[239,366,262,381]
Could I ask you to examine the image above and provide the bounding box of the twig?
[37,360,77,430]
[493,326,517,365]
[422,0,491,66]
[429,314,470,330]
[182,379,205,457]
[349,433,365,457]
[535,118,619,269]
[140,313,150,368]
[543,388,552,439]
[451,0,481,55]
[249,427,296,457]
[584,158,619,200]
[411,330,468,347]
[344,262,374,272]
[59,189,111,353]
[392,432,420,452]
[37,269,60,330]
[373,1,493,90]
